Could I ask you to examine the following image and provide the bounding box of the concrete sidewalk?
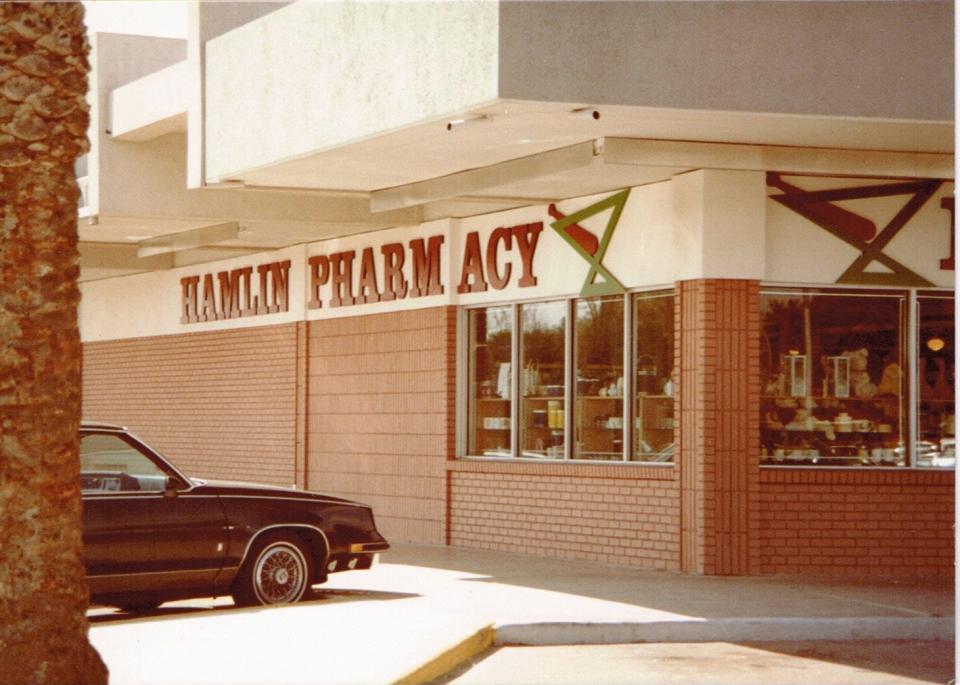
[87,544,954,685]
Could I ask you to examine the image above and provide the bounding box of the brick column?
[679,279,760,574]
[442,305,458,545]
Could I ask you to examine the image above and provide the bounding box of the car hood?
[190,477,370,508]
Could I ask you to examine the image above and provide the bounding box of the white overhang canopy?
[80,1,954,281]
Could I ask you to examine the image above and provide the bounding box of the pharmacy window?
[760,288,954,468]
[463,290,675,463]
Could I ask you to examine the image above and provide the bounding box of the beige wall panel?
[306,307,453,544]
[82,324,298,486]
[310,393,446,416]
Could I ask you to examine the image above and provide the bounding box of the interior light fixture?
[926,337,946,352]
[571,107,601,120]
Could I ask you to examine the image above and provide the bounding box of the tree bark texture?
[0,3,107,683]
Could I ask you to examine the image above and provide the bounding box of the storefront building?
[78,2,954,577]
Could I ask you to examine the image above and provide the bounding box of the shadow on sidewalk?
[88,588,419,625]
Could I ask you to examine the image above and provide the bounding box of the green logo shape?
[550,189,630,296]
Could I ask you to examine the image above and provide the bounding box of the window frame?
[458,287,676,465]
[914,289,956,469]
[459,283,953,470]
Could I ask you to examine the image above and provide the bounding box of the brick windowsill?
[447,457,677,480]
[760,466,954,485]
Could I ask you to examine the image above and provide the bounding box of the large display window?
[761,289,905,466]
[760,288,955,468]
[464,290,675,462]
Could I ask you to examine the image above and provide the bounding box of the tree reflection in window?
[520,301,566,458]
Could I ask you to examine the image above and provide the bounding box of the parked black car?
[79,422,388,610]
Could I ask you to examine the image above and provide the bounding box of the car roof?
[80,421,127,431]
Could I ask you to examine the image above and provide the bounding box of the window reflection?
[918,295,955,468]
[634,293,675,462]
[520,301,566,458]
[574,297,624,460]
[80,433,168,492]
[760,291,904,466]
[468,306,513,457]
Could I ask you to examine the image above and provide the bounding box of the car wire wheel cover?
[253,541,308,604]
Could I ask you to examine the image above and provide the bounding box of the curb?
[495,617,955,646]
[393,625,495,685]
[392,617,953,684]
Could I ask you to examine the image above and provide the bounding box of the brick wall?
[679,279,760,574]
[305,307,454,544]
[82,324,298,485]
[759,469,954,577]
[448,461,681,569]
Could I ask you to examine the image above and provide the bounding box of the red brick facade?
[447,461,680,568]
[759,468,954,577]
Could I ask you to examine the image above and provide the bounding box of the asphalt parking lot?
[433,640,955,685]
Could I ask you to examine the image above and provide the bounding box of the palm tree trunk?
[0,3,107,683]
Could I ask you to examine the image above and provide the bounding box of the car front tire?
[232,532,314,607]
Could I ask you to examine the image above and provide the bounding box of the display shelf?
[760,394,900,401]
[575,393,625,458]
[634,394,675,457]
[760,383,902,465]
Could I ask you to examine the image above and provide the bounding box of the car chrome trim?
[237,524,331,575]
[86,568,214,579]
[219,494,366,507]
[81,494,220,500]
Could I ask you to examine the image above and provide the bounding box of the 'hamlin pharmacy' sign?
[177,222,545,325]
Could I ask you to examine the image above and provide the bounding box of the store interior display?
[761,292,904,466]
[574,297,624,460]
[633,295,675,462]
[469,289,952,468]
[520,301,567,458]
[467,292,676,462]
[760,290,955,468]
[917,295,955,468]
[469,306,513,457]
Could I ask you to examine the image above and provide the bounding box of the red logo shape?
[548,204,599,256]
[768,173,877,243]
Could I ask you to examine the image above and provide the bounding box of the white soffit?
[227,100,953,194]
[603,139,955,179]
[370,141,599,212]
[137,221,239,257]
